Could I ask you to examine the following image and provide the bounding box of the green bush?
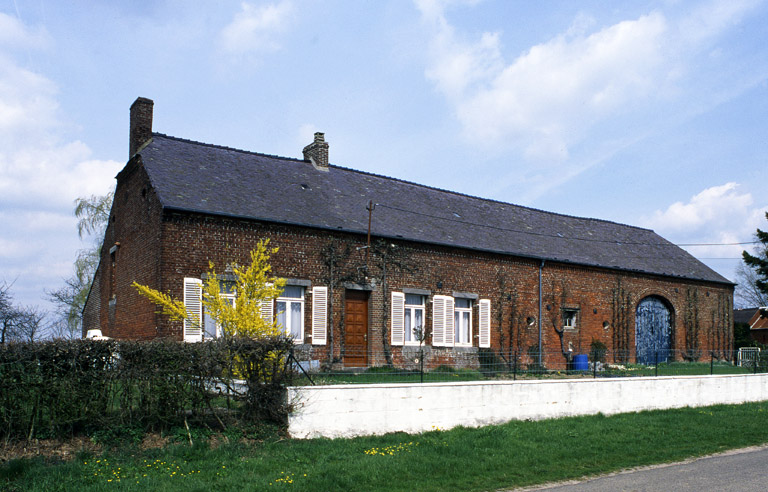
[0,336,296,442]
[589,340,607,363]
[479,348,502,376]
[526,344,544,373]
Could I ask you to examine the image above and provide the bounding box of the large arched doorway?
[635,296,672,364]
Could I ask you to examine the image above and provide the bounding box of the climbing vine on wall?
[367,239,418,367]
[611,278,632,364]
[319,239,356,367]
[494,271,521,369]
[549,279,572,365]
[684,287,701,361]
[708,292,732,360]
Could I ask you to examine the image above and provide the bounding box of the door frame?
[344,289,369,367]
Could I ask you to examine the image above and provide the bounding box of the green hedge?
[0,336,295,441]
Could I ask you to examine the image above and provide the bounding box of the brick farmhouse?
[83,97,734,370]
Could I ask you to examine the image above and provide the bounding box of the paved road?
[508,445,768,492]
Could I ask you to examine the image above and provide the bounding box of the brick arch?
[633,289,677,342]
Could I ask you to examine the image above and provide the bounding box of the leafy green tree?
[74,192,114,238]
[742,211,768,305]
[134,239,286,338]
[47,192,113,338]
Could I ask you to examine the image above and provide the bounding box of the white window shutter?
[432,295,446,346]
[260,297,273,323]
[183,278,203,343]
[391,292,405,346]
[444,296,455,347]
[312,286,328,345]
[479,299,491,348]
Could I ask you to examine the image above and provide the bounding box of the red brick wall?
[84,156,165,340]
[115,210,733,370]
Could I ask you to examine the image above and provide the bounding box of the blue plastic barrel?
[573,354,589,371]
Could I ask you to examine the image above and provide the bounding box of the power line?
[374,203,759,249]
[677,242,756,247]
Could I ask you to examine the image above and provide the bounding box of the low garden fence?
[290,346,768,385]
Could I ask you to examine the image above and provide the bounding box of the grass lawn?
[3,401,768,491]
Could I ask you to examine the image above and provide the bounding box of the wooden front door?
[344,290,369,367]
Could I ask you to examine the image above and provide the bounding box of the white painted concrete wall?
[287,374,768,438]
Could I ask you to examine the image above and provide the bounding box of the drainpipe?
[538,259,545,367]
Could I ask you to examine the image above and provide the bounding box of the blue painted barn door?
[635,297,671,364]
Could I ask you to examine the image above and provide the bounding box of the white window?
[454,298,472,346]
[277,285,305,342]
[403,294,426,345]
[563,309,578,330]
[203,281,235,339]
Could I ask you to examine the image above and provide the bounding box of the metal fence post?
[655,351,659,377]
[513,351,517,381]
[710,351,714,375]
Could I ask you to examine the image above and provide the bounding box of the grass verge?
[3,401,768,491]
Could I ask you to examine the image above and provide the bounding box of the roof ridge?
[151,132,307,164]
[152,132,651,234]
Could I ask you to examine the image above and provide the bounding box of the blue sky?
[1,0,767,312]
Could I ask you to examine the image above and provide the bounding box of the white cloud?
[0,15,121,309]
[0,12,50,50]
[644,183,748,232]
[641,183,767,261]
[421,7,668,157]
[679,0,760,46]
[416,1,765,199]
[218,1,294,59]
[0,14,58,145]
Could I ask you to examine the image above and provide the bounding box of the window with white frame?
[563,309,578,330]
[203,281,235,339]
[276,285,305,341]
[454,298,472,346]
[403,294,425,344]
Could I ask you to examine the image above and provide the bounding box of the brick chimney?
[302,132,329,170]
[129,97,154,158]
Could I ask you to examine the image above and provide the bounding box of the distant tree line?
[0,281,46,344]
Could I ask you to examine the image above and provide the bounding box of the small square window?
[563,309,578,330]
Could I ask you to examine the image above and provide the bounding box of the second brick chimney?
[302,132,329,170]
[129,97,154,158]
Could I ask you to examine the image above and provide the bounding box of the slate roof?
[734,308,758,325]
[136,133,730,285]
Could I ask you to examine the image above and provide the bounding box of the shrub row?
[0,336,296,441]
